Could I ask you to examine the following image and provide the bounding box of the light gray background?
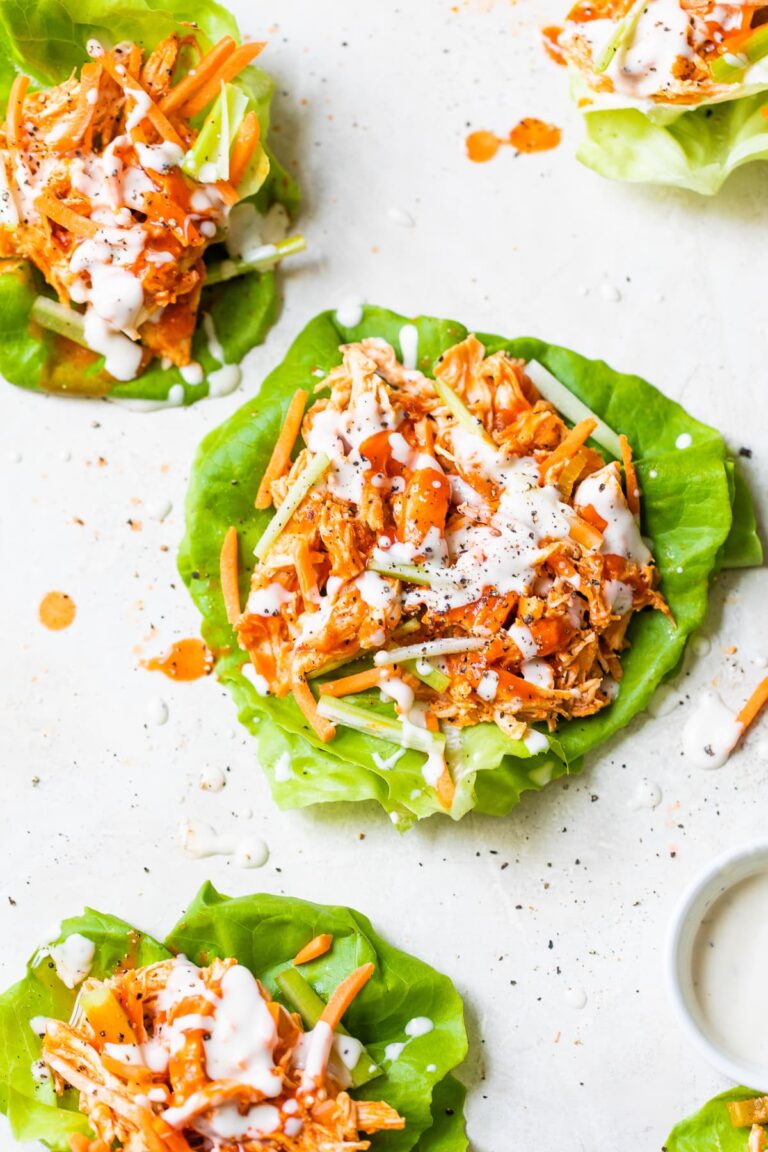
[1,1,767,1148]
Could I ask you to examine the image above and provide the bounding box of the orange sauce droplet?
[466,130,502,163]
[142,639,213,681]
[542,25,566,65]
[39,591,76,631]
[508,118,562,153]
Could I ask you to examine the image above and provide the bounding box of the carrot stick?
[293,933,333,965]
[319,668,387,697]
[569,515,603,551]
[159,36,237,114]
[229,109,261,186]
[219,526,241,626]
[101,55,184,147]
[255,389,308,509]
[293,678,336,742]
[180,42,266,119]
[6,74,29,145]
[541,418,598,479]
[619,433,640,518]
[319,963,375,1031]
[36,193,99,238]
[737,675,768,732]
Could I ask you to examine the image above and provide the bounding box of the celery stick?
[316,697,445,755]
[525,360,622,460]
[205,236,307,285]
[32,297,89,349]
[432,376,496,446]
[367,559,434,586]
[275,967,382,1087]
[254,453,330,561]
[594,0,647,74]
[402,658,450,693]
[710,25,768,82]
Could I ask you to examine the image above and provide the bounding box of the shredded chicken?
[40,955,403,1152]
[232,335,669,793]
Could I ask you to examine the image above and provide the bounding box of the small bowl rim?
[667,838,768,1090]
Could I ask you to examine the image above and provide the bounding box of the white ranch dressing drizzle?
[42,934,95,989]
[692,870,768,1069]
[246,582,293,617]
[399,323,419,370]
[682,689,743,768]
[575,463,651,564]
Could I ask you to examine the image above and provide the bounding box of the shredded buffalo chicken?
[222,335,669,808]
[0,33,265,377]
[39,955,402,1152]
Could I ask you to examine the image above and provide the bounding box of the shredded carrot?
[319,963,375,1031]
[579,502,608,532]
[255,389,308,509]
[541,418,597,478]
[569,515,603,551]
[36,193,99,238]
[293,678,337,742]
[319,667,387,697]
[100,55,184,147]
[219,526,241,627]
[293,537,319,606]
[737,674,768,732]
[619,433,640,518]
[6,74,29,146]
[229,109,261,186]
[159,36,237,114]
[293,933,334,966]
[180,42,266,119]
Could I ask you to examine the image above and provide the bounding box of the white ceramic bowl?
[667,839,768,1088]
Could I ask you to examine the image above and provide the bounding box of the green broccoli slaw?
[179,305,761,826]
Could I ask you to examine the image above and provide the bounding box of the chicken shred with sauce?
[560,0,768,106]
[0,31,286,383]
[224,335,669,808]
[38,954,402,1152]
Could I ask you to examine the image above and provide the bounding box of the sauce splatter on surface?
[142,639,213,681]
[542,26,566,66]
[466,119,562,162]
[39,591,76,631]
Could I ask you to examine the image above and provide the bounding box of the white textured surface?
[1,1,767,1149]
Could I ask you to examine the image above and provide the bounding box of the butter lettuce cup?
[179,305,761,827]
[0,0,301,404]
[0,884,468,1151]
[558,0,768,194]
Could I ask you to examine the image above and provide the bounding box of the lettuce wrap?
[179,305,762,826]
[559,1,768,194]
[665,1087,768,1150]
[0,0,301,404]
[0,883,468,1151]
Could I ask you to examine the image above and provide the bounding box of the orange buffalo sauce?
[142,638,213,681]
[509,118,562,153]
[39,591,76,631]
[466,119,562,162]
[542,25,566,65]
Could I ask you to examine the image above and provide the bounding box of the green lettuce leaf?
[0,908,170,1150]
[664,1087,764,1151]
[0,0,300,403]
[572,73,768,194]
[0,884,468,1151]
[179,305,762,824]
